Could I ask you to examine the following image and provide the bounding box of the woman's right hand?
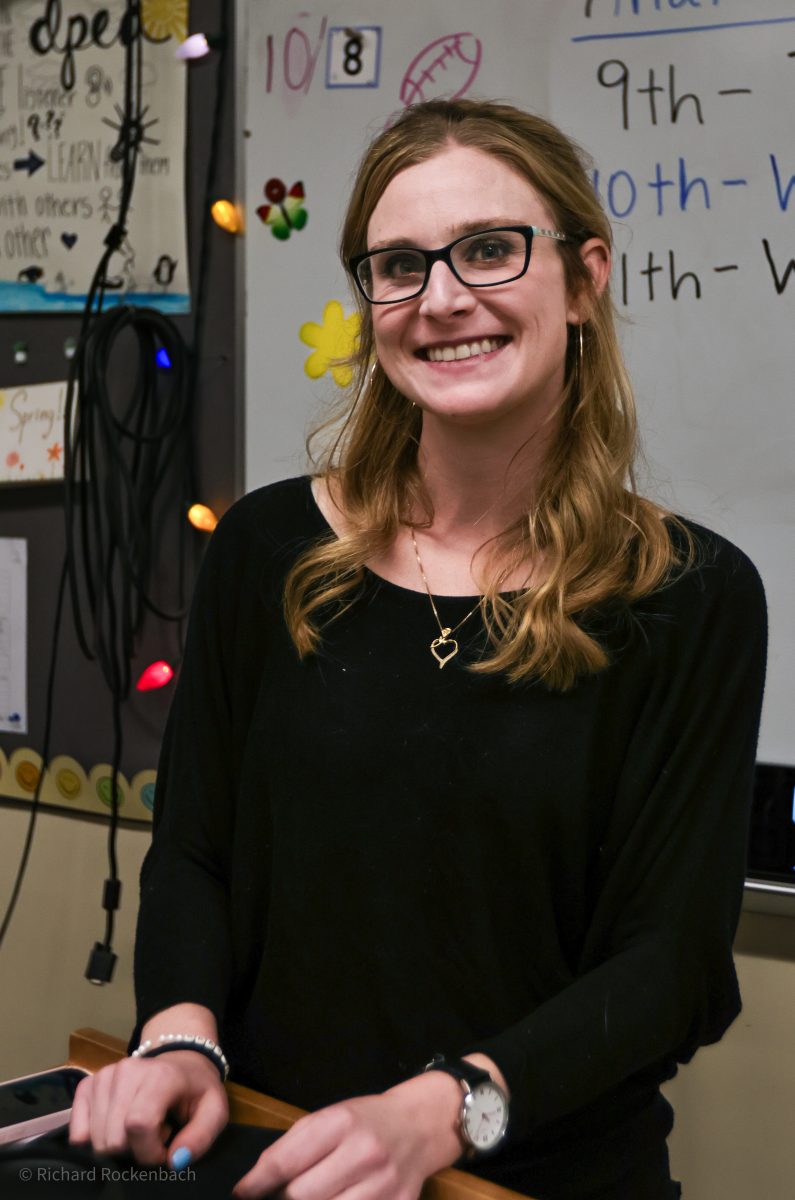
[68,1049,229,1167]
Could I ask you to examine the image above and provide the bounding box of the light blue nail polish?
[171,1147,193,1170]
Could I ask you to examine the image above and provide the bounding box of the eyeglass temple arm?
[531,227,571,242]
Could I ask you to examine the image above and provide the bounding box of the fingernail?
[171,1147,193,1170]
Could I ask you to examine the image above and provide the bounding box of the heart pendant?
[430,635,459,669]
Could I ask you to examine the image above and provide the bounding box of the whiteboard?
[240,0,795,764]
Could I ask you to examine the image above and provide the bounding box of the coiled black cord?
[66,304,193,980]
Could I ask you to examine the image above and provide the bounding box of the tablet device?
[0,1067,89,1146]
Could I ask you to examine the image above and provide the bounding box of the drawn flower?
[299,300,361,388]
[142,0,188,43]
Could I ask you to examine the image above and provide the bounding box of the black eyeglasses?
[349,225,572,305]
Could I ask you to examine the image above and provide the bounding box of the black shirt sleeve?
[473,533,767,1138]
[133,489,283,1030]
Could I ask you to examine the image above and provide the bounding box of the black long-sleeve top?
[135,476,767,1198]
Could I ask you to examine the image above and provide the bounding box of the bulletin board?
[240,0,795,766]
[0,0,239,819]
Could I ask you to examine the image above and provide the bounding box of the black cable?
[65,3,160,981]
[67,305,192,982]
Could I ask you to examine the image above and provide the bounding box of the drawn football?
[400,33,483,108]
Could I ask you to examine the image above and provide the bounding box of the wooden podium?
[68,1029,530,1200]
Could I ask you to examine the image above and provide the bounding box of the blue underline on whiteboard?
[572,16,795,43]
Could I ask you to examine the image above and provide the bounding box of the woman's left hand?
[231,1070,468,1200]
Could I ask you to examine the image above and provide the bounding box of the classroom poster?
[0,0,190,313]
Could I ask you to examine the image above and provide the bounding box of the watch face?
[462,1082,508,1152]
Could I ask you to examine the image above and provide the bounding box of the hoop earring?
[578,323,584,378]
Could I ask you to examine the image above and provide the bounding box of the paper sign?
[0,380,66,482]
[0,0,190,313]
[0,538,27,734]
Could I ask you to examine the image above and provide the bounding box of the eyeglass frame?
[348,225,573,305]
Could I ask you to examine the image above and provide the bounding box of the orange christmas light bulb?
[211,199,244,234]
[188,503,219,532]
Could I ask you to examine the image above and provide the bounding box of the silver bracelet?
[131,1033,230,1082]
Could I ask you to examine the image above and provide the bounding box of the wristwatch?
[424,1054,509,1156]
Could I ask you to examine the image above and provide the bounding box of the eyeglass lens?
[357,229,530,302]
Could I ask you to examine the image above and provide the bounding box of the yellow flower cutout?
[142,0,188,42]
[300,300,360,388]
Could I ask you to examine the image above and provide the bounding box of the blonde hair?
[283,99,691,689]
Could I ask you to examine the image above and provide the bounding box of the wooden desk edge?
[68,1029,530,1200]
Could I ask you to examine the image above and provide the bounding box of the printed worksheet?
[0,537,27,733]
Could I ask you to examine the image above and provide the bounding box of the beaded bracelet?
[131,1033,230,1082]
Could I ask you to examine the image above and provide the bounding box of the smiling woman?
[71,100,766,1200]
[285,102,680,686]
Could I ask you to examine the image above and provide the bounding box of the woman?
[70,100,766,1200]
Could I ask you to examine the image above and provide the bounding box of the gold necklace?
[410,528,482,669]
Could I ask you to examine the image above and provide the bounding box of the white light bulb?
[175,33,211,61]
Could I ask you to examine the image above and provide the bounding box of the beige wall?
[2,805,794,1197]
[0,806,147,1077]
[664,912,795,1197]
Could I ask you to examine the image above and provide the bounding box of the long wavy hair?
[283,99,691,688]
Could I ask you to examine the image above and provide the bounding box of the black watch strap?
[424,1054,490,1091]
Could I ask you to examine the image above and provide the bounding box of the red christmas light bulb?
[136,660,175,692]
